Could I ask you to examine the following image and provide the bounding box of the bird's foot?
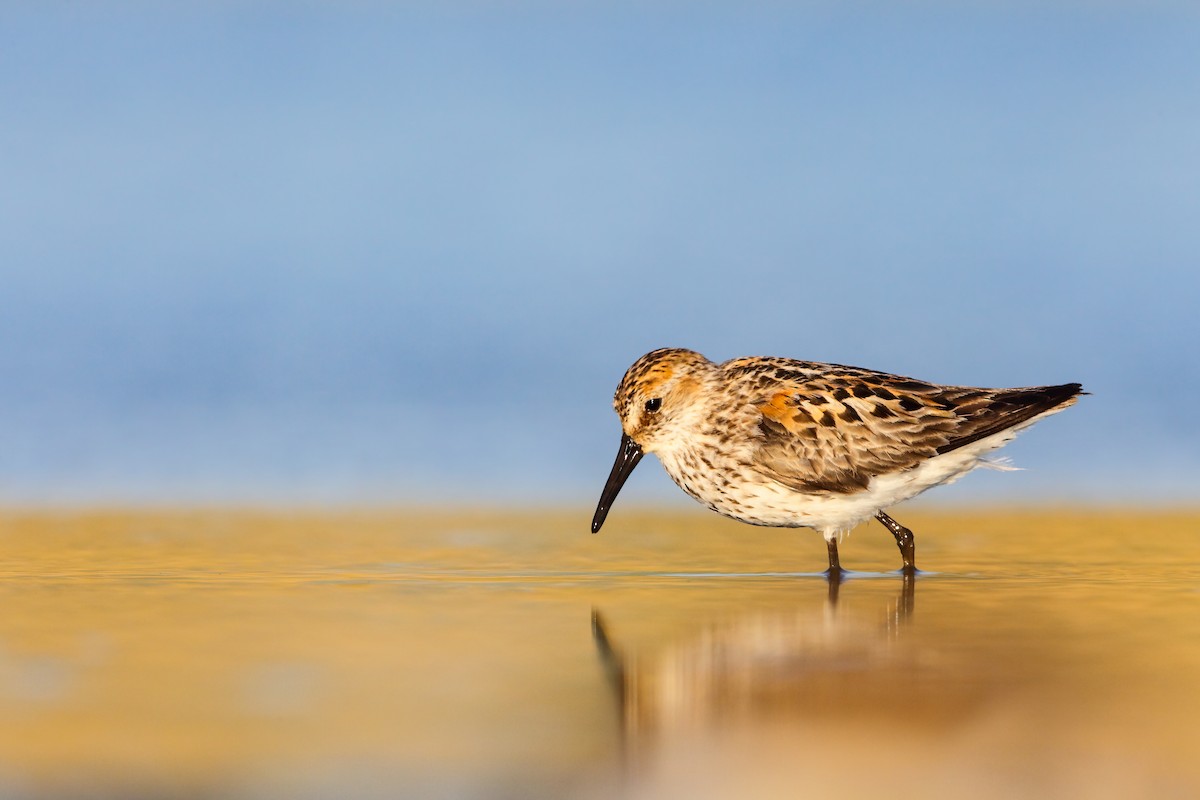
[823,566,849,584]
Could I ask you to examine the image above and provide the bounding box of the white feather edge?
[979,456,1021,472]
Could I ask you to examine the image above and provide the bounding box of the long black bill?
[591,433,644,534]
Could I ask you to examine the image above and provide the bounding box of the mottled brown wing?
[736,362,1081,495]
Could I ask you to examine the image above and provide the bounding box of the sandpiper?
[591,348,1082,574]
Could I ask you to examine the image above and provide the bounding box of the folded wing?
[741,362,1081,495]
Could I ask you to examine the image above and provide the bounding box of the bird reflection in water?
[591,573,916,769]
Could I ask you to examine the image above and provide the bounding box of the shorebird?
[591,348,1082,575]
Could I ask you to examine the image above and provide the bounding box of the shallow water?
[0,508,1197,799]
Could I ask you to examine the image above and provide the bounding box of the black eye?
[644,397,662,413]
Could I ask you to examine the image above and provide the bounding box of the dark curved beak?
[591,433,643,533]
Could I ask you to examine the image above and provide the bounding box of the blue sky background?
[1,3,1197,506]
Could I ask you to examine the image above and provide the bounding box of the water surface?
[0,508,1196,798]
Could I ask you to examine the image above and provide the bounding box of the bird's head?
[612,348,713,452]
[592,348,715,533]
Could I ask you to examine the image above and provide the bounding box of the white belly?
[659,415,1053,536]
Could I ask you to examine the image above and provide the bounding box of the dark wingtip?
[936,380,1086,456]
[1020,382,1084,409]
[1056,382,1086,403]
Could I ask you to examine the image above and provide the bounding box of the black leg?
[875,511,917,574]
[825,536,845,580]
